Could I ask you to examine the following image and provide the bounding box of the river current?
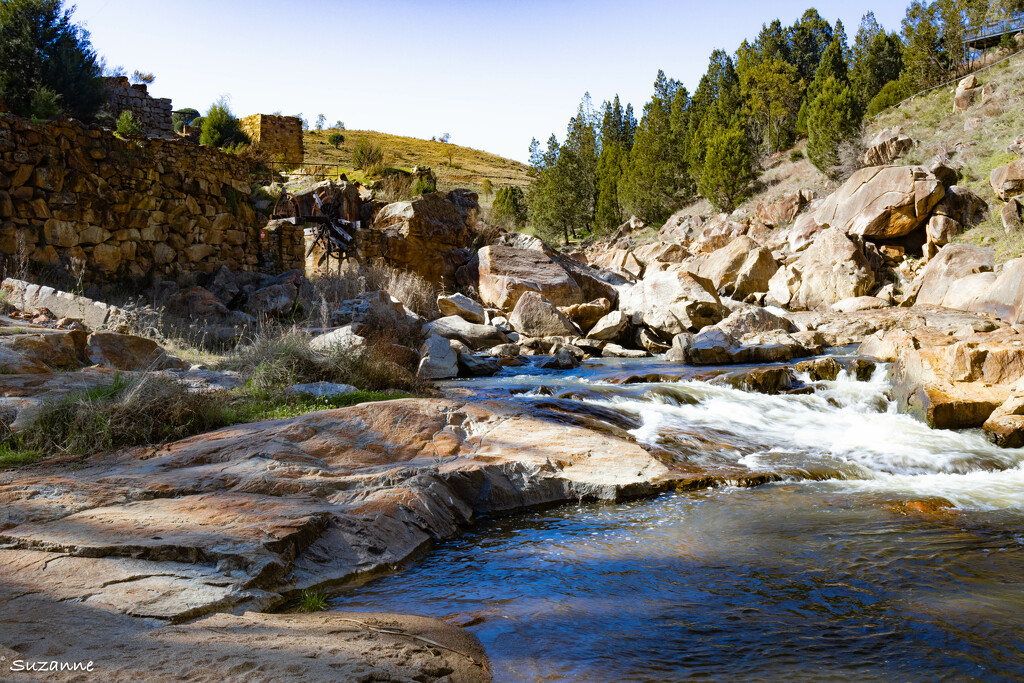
[332,356,1024,681]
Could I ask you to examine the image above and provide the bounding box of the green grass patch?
[223,389,412,424]
[0,442,41,468]
[297,588,328,613]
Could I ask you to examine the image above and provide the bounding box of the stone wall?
[239,115,304,167]
[102,77,173,138]
[0,115,262,287]
[262,219,307,274]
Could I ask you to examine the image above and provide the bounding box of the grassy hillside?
[868,49,1024,260]
[302,129,531,199]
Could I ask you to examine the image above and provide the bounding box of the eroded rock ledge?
[0,397,732,681]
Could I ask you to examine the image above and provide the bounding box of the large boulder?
[695,236,779,299]
[331,290,418,339]
[990,159,1024,201]
[587,311,629,342]
[814,166,945,239]
[436,292,485,323]
[756,192,809,226]
[423,315,509,350]
[767,227,876,310]
[912,244,996,309]
[1,279,123,330]
[589,248,644,279]
[619,266,725,338]
[863,128,915,166]
[970,257,1024,325]
[85,332,188,371]
[417,334,458,379]
[508,292,581,337]
[477,245,583,310]
[559,298,611,332]
[362,192,477,283]
[632,242,687,265]
[680,309,809,365]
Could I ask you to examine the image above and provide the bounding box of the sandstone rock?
[786,212,825,252]
[953,76,980,113]
[559,298,612,332]
[984,392,1024,448]
[990,159,1024,201]
[913,244,995,309]
[437,292,485,323]
[619,267,725,337]
[477,245,583,310]
[633,242,687,265]
[831,296,890,313]
[331,290,417,338]
[455,349,501,377]
[587,310,629,341]
[508,292,581,338]
[814,166,945,239]
[602,343,648,358]
[309,325,365,353]
[423,315,509,350]
[756,192,806,226]
[1,278,122,330]
[590,248,644,279]
[417,334,457,379]
[245,270,313,318]
[767,227,875,310]
[970,257,1024,325]
[926,214,962,246]
[695,236,779,300]
[86,332,187,371]
[863,127,914,166]
[1002,197,1022,234]
[363,192,477,283]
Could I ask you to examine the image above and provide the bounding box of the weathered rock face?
[424,315,509,350]
[863,127,915,166]
[633,242,687,265]
[1002,197,1023,233]
[953,74,981,113]
[990,159,1024,201]
[508,292,581,337]
[587,310,629,341]
[679,308,809,365]
[559,297,612,332]
[756,192,810,226]
[814,166,945,239]
[619,266,725,338]
[590,247,644,279]
[86,332,188,371]
[477,245,583,310]
[437,292,485,323]
[767,227,876,310]
[361,192,478,283]
[913,244,996,309]
[1,279,124,330]
[695,236,779,300]
[0,116,261,286]
[417,334,458,379]
[0,397,686,635]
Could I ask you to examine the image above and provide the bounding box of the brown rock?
[477,244,583,310]
[814,166,945,239]
[1001,197,1022,233]
[863,127,915,166]
[559,297,612,332]
[990,159,1024,201]
[508,292,581,337]
[695,235,779,299]
[86,332,188,371]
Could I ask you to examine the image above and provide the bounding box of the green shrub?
[28,85,62,120]
[866,78,912,118]
[789,149,805,162]
[807,77,862,177]
[200,97,250,149]
[298,589,327,612]
[411,175,436,195]
[352,138,384,170]
[491,186,528,228]
[328,132,345,148]
[697,125,756,211]
[116,110,143,137]
[481,178,493,196]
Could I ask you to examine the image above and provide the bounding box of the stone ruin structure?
[102,77,173,138]
[239,114,304,167]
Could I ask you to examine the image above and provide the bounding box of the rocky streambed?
[2,328,1024,680]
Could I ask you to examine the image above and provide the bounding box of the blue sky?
[71,0,907,162]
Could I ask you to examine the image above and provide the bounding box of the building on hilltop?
[239,114,304,168]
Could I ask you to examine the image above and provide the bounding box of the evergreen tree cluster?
[526,0,1020,241]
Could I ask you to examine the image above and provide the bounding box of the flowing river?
[332,356,1024,681]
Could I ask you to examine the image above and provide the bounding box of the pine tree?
[807,76,861,177]
[740,57,800,156]
[698,125,756,211]
[851,13,904,106]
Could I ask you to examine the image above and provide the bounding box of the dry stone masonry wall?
[239,115,304,167]
[0,115,262,287]
[102,77,173,138]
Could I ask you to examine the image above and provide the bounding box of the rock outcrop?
[814,165,945,239]
[477,244,583,310]
[695,236,779,300]
[863,128,915,166]
[990,159,1024,201]
[767,227,876,310]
